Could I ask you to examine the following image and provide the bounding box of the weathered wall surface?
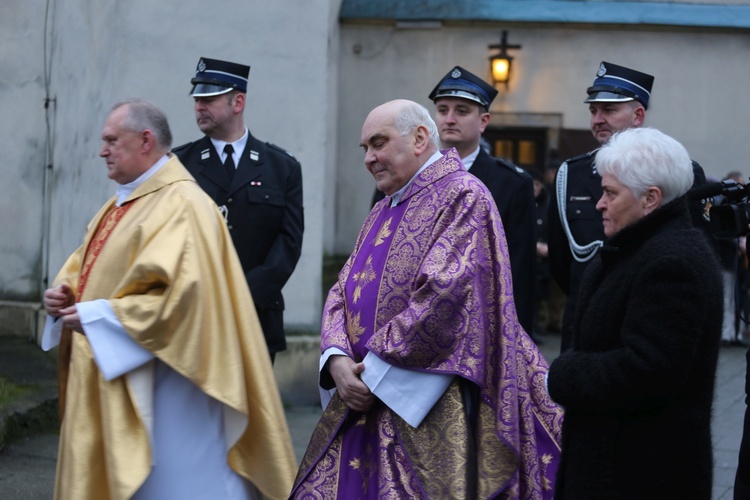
[0,2,49,301]
[2,0,342,333]
[333,23,750,252]
[4,1,749,334]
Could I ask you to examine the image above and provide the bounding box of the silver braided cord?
[555,161,604,263]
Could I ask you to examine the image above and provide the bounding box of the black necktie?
[223,144,235,179]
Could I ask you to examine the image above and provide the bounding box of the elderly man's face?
[589,102,644,145]
[99,106,146,184]
[596,172,648,237]
[360,106,420,196]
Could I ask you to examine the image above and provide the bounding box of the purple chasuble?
[292,149,564,499]
[343,202,407,361]
[337,202,411,496]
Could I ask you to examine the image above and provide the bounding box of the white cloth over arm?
[320,348,453,428]
[77,299,156,380]
[360,351,453,428]
[45,299,257,499]
[42,300,156,380]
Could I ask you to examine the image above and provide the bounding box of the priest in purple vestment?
[291,100,563,499]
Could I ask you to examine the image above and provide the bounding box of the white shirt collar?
[389,150,444,207]
[115,154,170,206]
[461,146,481,171]
[210,128,249,164]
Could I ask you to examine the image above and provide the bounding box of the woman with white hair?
[547,127,723,499]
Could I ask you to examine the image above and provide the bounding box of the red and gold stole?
[77,202,136,300]
[57,201,136,421]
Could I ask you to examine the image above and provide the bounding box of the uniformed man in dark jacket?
[370,68,536,337]
[429,67,536,337]
[173,57,304,362]
[548,61,709,352]
[370,73,537,337]
[373,66,539,342]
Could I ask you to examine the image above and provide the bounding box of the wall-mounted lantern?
[488,31,522,88]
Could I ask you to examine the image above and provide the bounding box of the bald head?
[360,100,440,196]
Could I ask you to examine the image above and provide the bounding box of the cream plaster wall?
[2,0,342,331]
[0,2,49,301]
[4,1,750,333]
[333,24,750,253]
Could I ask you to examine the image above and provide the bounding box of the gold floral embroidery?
[374,217,393,246]
[347,311,366,344]
[540,453,553,491]
[349,445,376,495]
[352,255,376,304]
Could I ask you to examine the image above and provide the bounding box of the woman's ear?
[643,186,662,214]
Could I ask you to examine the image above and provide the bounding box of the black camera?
[689,179,750,239]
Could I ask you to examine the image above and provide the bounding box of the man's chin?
[439,134,461,146]
[375,180,394,196]
[595,132,612,144]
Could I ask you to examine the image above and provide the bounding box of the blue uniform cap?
[428,66,498,110]
[584,61,654,109]
[190,57,250,97]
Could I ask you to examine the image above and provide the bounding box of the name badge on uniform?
[250,150,259,161]
[201,148,210,160]
[569,196,592,202]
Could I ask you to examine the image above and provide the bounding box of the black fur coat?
[548,197,723,499]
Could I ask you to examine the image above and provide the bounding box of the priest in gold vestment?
[42,99,296,499]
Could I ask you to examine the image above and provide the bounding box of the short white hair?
[393,101,440,150]
[596,127,693,204]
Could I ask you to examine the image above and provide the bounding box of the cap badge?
[451,68,462,78]
[597,62,607,77]
[197,59,206,73]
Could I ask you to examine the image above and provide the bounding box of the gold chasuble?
[52,155,296,499]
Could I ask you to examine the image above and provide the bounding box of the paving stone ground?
[0,333,745,499]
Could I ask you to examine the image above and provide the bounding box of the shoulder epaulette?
[170,141,194,154]
[565,148,600,165]
[266,142,297,160]
[495,157,531,178]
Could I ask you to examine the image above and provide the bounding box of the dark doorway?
[483,127,546,174]
[483,126,599,174]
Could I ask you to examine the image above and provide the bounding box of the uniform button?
[228,225,233,230]
[537,218,543,225]
[227,197,233,204]
[575,209,581,215]
[264,195,270,200]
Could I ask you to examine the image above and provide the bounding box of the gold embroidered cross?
[351,255,376,304]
